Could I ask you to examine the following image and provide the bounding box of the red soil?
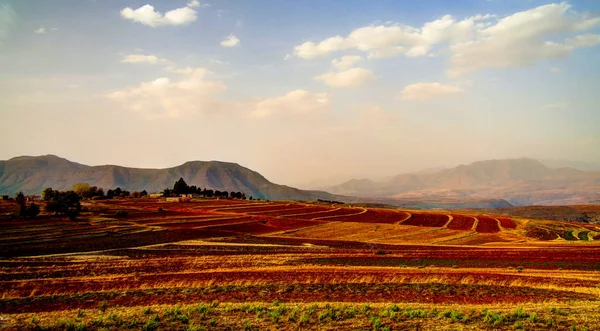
[497,218,517,229]
[318,209,409,224]
[476,216,501,233]
[212,204,303,214]
[402,213,450,227]
[447,215,476,231]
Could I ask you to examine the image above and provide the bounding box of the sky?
[0,0,599,188]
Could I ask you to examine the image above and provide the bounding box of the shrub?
[143,319,159,331]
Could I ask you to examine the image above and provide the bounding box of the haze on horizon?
[1,0,599,187]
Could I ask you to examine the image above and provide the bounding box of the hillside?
[328,159,600,206]
[0,155,334,201]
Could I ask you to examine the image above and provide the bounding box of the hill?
[0,155,334,201]
[328,159,600,206]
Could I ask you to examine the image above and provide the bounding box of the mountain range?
[326,158,600,206]
[1,155,598,207]
[0,155,334,201]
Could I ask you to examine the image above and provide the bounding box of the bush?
[143,319,159,331]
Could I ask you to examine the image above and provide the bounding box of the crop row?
[402,213,450,227]
[447,215,476,231]
[476,216,500,233]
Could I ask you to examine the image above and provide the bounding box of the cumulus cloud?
[34,27,46,34]
[315,67,375,87]
[120,1,201,27]
[106,68,226,118]
[331,55,362,70]
[448,3,600,76]
[252,90,330,118]
[400,82,465,101]
[293,3,600,76]
[121,54,170,65]
[220,34,240,47]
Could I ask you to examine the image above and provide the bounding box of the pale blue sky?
[1,0,599,187]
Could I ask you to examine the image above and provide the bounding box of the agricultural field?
[1,198,600,330]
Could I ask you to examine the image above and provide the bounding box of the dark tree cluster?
[15,192,40,218]
[163,177,246,200]
[72,183,105,199]
[42,188,81,220]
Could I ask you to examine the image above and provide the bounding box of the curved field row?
[146,217,254,229]
[265,219,324,231]
[319,209,408,224]
[402,213,450,227]
[310,208,368,220]
[475,216,501,233]
[447,215,476,231]
[497,218,517,229]
[214,204,303,214]
[280,207,340,218]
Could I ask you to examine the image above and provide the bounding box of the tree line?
[163,177,248,200]
[10,178,249,220]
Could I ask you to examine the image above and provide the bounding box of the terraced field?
[1,198,600,330]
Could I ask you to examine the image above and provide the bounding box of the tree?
[42,188,55,201]
[73,183,93,199]
[173,177,189,195]
[106,189,114,199]
[140,190,148,197]
[15,192,26,216]
[46,191,81,220]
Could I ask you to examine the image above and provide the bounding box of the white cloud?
[293,3,600,76]
[187,0,201,8]
[34,27,46,34]
[565,34,600,47]
[252,90,330,118]
[448,3,600,76]
[400,82,465,101]
[120,2,200,27]
[550,67,564,73]
[315,67,375,87]
[121,54,170,65]
[284,54,291,60]
[331,55,362,70]
[210,59,229,65]
[220,34,240,47]
[106,68,226,118]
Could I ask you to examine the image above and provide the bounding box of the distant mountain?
[0,155,334,201]
[540,159,600,172]
[328,159,600,206]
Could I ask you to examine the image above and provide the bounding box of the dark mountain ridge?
[0,155,333,201]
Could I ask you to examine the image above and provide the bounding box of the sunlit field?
[2,198,600,330]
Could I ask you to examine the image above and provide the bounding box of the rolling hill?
[0,155,334,201]
[328,159,600,206]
